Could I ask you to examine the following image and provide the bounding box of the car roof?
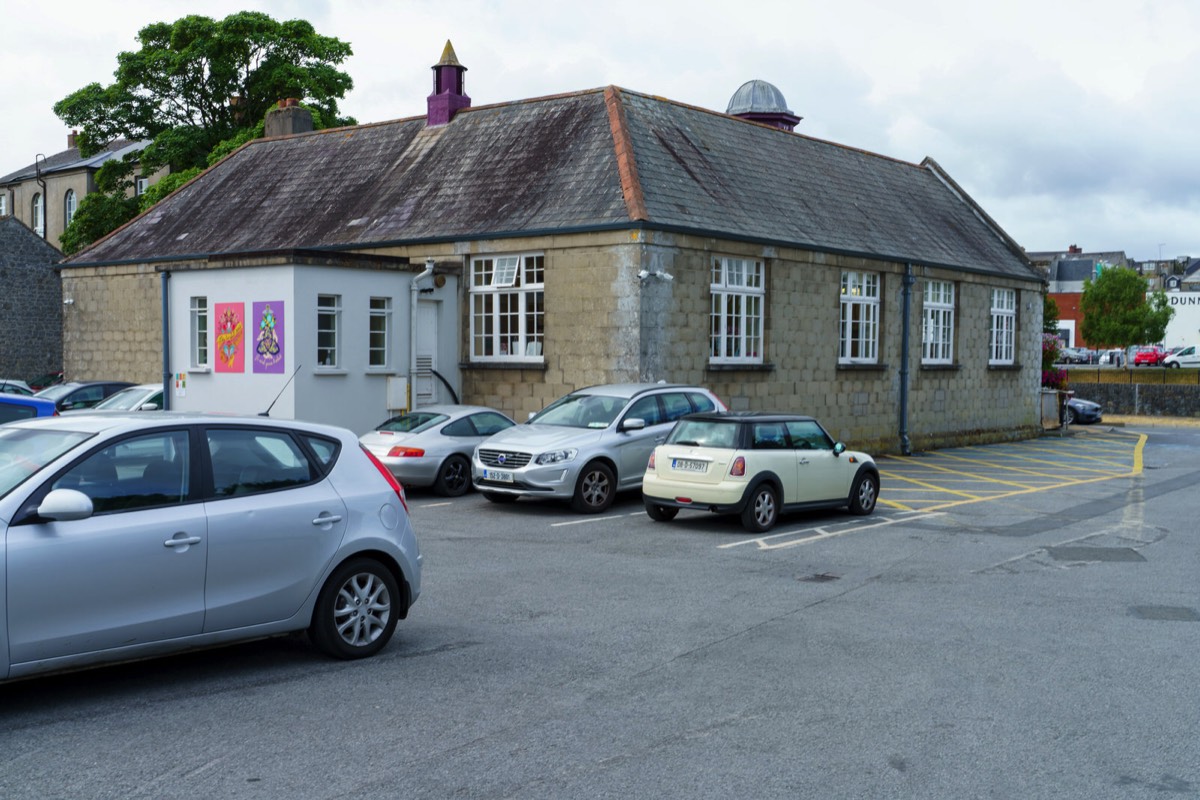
[0,394,56,410]
[679,411,818,424]
[571,383,706,399]
[4,411,350,437]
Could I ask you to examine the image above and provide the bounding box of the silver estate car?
[359,404,515,496]
[0,413,421,682]
[472,384,725,513]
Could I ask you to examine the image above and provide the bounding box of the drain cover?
[1131,606,1200,621]
[1044,546,1145,562]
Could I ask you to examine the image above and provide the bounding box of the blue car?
[0,395,57,424]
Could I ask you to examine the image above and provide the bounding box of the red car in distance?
[1133,346,1167,366]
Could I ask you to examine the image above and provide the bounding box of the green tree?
[53,12,354,251]
[1043,293,1060,334]
[1079,266,1174,348]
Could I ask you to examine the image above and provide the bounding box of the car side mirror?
[140,402,160,411]
[833,442,846,456]
[621,417,646,431]
[37,489,94,522]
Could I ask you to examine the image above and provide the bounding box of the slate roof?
[0,140,148,185]
[0,215,63,262]
[65,88,1038,281]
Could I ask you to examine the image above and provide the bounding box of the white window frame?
[989,288,1016,365]
[0,194,8,216]
[189,296,209,369]
[921,279,955,364]
[839,271,880,364]
[64,189,77,226]
[32,193,44,237]
[316,294,342,369]
[135,177,149,196]
[709,257,764,364]
[469,253,544,362]
[368,296,392,369]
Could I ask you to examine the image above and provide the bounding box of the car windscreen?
[94,388,153,410]
[0,427,94,500]
[377,412,449,433]
[666,419,739,448]
[532,394,625,429]
[34,383,76,402]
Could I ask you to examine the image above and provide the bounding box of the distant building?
[0,134,158,251]
[1030,244,1130,347]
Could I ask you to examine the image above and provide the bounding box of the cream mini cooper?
[642,412,880,532]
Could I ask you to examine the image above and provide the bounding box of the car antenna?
[260,364,302,417]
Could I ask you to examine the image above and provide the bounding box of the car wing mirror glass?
[37,488,94,522]
[833,442,846,456]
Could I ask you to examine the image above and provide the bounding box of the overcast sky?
[5,0,1197,262]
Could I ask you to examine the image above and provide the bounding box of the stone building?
[0,216,63,379]
[0,134,159,252]
[60,43,1045,451]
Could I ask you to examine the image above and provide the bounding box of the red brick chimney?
[1068,244,1082,254]
[67,130,78,149]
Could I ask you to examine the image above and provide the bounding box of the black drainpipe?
[899,263,914,455]
[34,154,47,239]
[161,270,171,410]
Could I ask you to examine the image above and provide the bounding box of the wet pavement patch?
[1130,605,1200,621]
[1044,546,1146,562]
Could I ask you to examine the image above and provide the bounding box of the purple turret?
[427,40,471,126]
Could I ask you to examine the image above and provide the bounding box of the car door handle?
[164,535,202,548]
[312,513,343,526]
[798,458,810,466]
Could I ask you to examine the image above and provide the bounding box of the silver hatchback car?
[0,413,421,682]
[472,383,725,513]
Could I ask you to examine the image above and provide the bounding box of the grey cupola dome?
[726,79,802,131]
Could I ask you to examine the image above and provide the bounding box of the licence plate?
[484,468,514,483]
[671,458,707,473]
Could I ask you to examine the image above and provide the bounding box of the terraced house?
[60,42,1045,452]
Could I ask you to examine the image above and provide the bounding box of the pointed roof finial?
[436,40,463,69]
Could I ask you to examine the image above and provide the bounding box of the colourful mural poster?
[214,302,245,372]
[253,301,285,374]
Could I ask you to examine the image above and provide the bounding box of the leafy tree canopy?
[1079,266,1174,348]
[54,12,354,174]
[52,12,354,253]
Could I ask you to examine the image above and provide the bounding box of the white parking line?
[719,512,945,551]
[414,501,454,509]
[551,512,645,528]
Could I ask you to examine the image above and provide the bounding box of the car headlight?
[535,448,578,465]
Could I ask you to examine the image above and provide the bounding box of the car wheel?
[741,483,778,532]
[571,461,616,513]
[434,455,472,497]
[309,558,400,660]
[849,471,879,516]
[1168,362,1180,368]
[1064,406,1076,425]
[482,491,518,504]
[644,498,679,521]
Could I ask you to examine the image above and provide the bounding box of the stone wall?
[60,263,164,382]
[0,217,63,378]
[1067,380,1200,418]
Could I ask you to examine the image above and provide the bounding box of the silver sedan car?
[0,412,422,682]
[359,405,515,496]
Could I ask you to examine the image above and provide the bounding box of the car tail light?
[361,444,408,512]
[647,451,656,470]
[730,456,746,477]
[387,446,425,458]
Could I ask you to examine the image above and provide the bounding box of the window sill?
[836,362,888,372]
[987,362,1022,371]
[364,368,394,376]
[188,366,211,374]
[313,368,348,376]
[919,363,960,372]
[461,361,547,371]
[706,362,774,372]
